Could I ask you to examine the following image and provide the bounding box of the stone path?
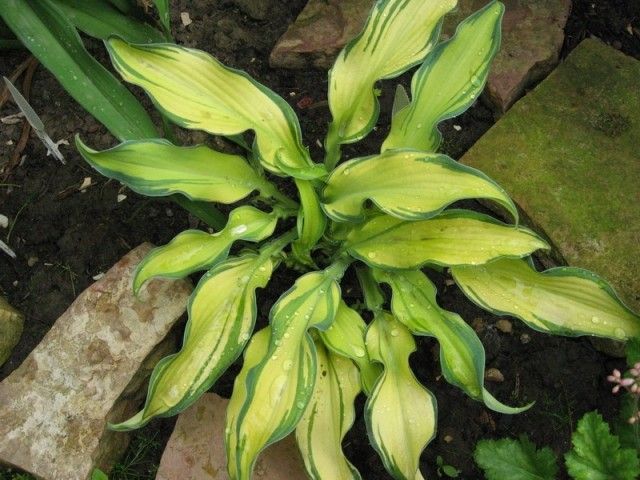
[461,38,640,312]
[270,0,571,112]
[0,244,192,480]
[156,393,307,480]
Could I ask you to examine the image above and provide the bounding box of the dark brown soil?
[1,1,638,479]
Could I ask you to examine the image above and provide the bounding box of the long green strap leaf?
[106,38,325,179]
[226,266,344,480]
[52,0,165,43]
[152,0,170,34]
[296,339,362,480]
[345,210,549,270]
[133,206,277,293]
[0,0,157,141]
[365,313,435,480]
[323,150,517,222]
[375,269,529,414]
[110,254,274,431]
[452,257,640,340]
[76,137,275,204]
[383,1,503,152]
[326,0,457,161]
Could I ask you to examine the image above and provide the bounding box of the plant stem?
[324,122,342,171]
[260,229,298,259]
[356,265,385,312]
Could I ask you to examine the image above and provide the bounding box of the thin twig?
[0,56,34,110]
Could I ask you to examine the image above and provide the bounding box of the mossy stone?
[462,38,640,312]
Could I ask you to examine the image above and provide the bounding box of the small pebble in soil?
[27,257,38,267]
[453,124,462,131]
[443,434,454,443]
[520,333,531,344]
[472,317,486,333]
[165,208,173,217]
[495,319,513,334]
[117,194,127,203]
[485,368,505,383]
[0,214,8,229]
[92,273,105,281]
[181,12,193,26]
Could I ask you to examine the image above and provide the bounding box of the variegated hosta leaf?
[327,0,457,147]
[375,269,529,414]
[383,1,503,152]
[320,300,382,394]
[345,210,549,270]
[110,254,274,431]
[76,137,273,203]
[452,257,640,340]
[322,150,517,222]
[296,338,362,480]
[106,38,324,179]
[365,313,436,480]
[226,267,343,480]
[133,206,277,293]
[291,179,326,266]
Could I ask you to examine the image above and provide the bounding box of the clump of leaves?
[475,412,640,480]
[76,0,640,478]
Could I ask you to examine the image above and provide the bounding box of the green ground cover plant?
[474,340,640,480]
[70,0,640,479]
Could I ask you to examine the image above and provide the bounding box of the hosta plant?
[76,1,640,478]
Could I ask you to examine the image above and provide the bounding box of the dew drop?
[390,329,399,337]
[343,168,351,176]
[591,315,600,324]
[283,360,293,371]
[614,328,626,339]
[367,252,377,259]
[354,347,366,358]
[231,224,248,236]
[296,401,306,409]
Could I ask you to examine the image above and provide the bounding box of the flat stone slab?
[270,0,570,112]
[0,244,192,480]
[461,38,640,312]
[156,393,307,480]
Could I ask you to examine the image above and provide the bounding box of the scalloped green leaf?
[76,137,272,203]
[345,210,548,270]
[326,0,457,152]
[106,38,324,179]
[365,313,435,480]
[319,300,382,395]
[474,435,558,480]
[452,257,640,340]
[226,266,344,480]
[322,150,517,222]
[565,411,639,480]
[375,269,529,414]
[383,1,503,152]
[110,253,274,431]
[296,339,362,480]
[133,206,277,293]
